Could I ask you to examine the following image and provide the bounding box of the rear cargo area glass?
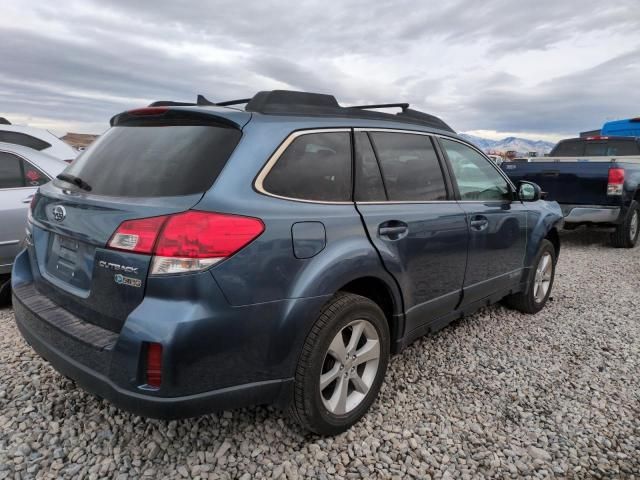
[61,125,241,197]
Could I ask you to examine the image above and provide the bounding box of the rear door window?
[59,124,242,197]
[262,132,352,202]
[0,153,48,188]
[0,131,51,151]
[0,152,24,188]
[369,132,447,201]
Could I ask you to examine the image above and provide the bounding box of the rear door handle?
[22,194,34,204]
[469,216,489,231]
[378,221,409,239]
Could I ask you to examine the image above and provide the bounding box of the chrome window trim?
[254,128,353,205]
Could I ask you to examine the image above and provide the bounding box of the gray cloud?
[1,0,639,137]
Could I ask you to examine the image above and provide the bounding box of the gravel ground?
[0,229,639,479]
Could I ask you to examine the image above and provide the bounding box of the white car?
[0,142,67,302]
[0,121,79,163]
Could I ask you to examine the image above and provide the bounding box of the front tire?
[505,239,556,314]
[289,292,390,435]
[610,202,639,248]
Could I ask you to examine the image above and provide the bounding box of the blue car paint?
[12,104,563,419]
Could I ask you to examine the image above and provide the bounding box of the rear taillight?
[108,216,168,254]
[607,167,625,196]
[146,343,163,388]
[107,211,264,275]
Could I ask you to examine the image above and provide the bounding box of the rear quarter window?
[59,124,241,197]
[261,132,352,202]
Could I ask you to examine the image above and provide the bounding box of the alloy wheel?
[533,252,553,303]
[319,319,380,415]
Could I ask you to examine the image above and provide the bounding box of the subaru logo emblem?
[52,205,66,222]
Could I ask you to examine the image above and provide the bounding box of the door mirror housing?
[517,181,541,202]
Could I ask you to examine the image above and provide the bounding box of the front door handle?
[469,215,489,231]
[22,194,34,204]
[378,221,409,240]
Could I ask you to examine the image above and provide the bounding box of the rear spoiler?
[109,106,249,129]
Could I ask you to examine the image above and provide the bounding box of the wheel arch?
[338,276,404,349]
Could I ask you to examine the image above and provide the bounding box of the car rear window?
[551,139,640,156]
[58,125,241,197]
[262,132,352,202]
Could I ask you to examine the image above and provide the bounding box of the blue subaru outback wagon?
[12,90,563,434]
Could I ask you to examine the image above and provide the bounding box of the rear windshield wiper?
[56,173,92,191]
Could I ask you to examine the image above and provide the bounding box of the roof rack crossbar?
[216,98,252,107]
[349,103,410,112]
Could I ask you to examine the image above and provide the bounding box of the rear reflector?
[108,211,264,274]
[146,343,163,388]
[607,167,625,195]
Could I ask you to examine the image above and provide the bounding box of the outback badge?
[114,274,142,288]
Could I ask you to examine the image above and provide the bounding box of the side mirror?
[517,181,541,202]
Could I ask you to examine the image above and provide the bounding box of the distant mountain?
[460,133,555,155]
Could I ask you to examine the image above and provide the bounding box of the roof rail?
[146,90,455,133]
[348,103,410,112]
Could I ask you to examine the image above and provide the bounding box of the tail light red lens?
[108,216,168,254]
[607,167,625,195]
[107,211,264,274]
[146,343,163,388]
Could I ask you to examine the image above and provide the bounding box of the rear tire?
[288,292,390,435]
[504,239,556,314]
[610,202,639,248]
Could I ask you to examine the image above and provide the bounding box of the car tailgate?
[502,159,620,206]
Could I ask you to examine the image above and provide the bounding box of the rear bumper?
[13,289,292,419]
[10,247,329,419]
[561,204,621,224]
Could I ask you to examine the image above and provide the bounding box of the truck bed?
[502,156,640,207]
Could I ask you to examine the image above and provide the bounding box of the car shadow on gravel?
[558,227,613,247]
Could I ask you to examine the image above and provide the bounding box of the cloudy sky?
[1,0,639,141]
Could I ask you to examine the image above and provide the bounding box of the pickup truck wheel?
[504,239,556,314]
[288,292,390,435]
[610,202,640,248]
